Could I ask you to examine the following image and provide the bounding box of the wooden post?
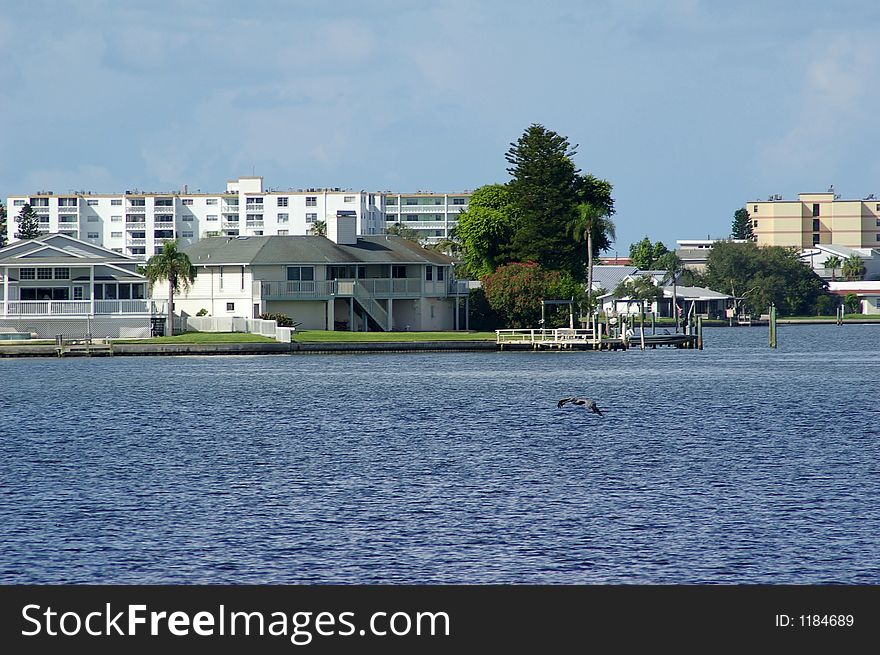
[697,316,703,350]
[651,312,655,335]
[769,305,777,348]
[639,311,646,350]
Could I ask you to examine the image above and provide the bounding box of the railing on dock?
[496,328,600,347]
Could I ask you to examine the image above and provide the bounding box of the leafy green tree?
[15,204,41,240]
[385,222,419,242]
[569,202,615,315]
[629,236,670,270]
[310,220,327,237]
[822,254,841,281]
[505,124,585,279]
[731,207,754,240]
[705,241,826,316]
[145,240,196,337]
[454,184,517,277]
[842,254,865,281]
[481,262,567,328]
[0,201,7,247]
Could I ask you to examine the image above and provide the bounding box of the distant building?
[6,178,471,257]
[748,192,880,249]
[675,238,749,272]
[383,192,470,244]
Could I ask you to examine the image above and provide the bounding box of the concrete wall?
[266,300,327,329]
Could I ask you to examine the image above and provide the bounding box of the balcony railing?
[126,206,146,213]
[125,221,146,229]
[126,238,146,245]
[3,300,152,316]
[255,277,457,300]
[154,221,175,229]
[246,221,264,228]
[258,280,336,298]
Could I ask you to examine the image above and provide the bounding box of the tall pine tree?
[15,204,41,240]
[505,124,585,279]
[731,207,754,240]
[0,201,7,247]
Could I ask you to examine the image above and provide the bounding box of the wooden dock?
[495,328,698,351]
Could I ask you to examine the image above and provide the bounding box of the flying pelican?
[557,397,604,416]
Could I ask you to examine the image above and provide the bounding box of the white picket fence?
[183,316,294,342]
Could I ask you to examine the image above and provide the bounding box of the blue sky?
[2,0,880,252]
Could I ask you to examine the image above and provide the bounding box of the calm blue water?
[1,325,879,584]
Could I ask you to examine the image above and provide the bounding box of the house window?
[226,302,235,312]
[306,197,317,206]
[20,268,35,280]
[452,198,466,205]
[73,286,83,300]
[812,203,820,217]
[252,230,263,236]
[207,215,218,221]
[278,213,289,223]
[433,198,442,205]
[246,214,263,221]
[247,197,263,205]
[876,203,880,212]
[306,213,317,223]
[111,199,122,206]
[344,196,355,203]
[13,199,24,206]
[286,266,315,281]
[182,215,193,221]
[206,198,218,205]
[392,265,407,278]
[111,232,122,238]
[753,220,758,228]
[405,214,418,222]
[277,197,288,207]
[182,230,194,238]
[182,199,193,205]
[54,268,70,279]
[154,230,174,239]
[128,247,146,255]
[130,199,145,207]
[425,266,433,281]
[812,218,820,232]
[38,268,53,280]
[437,267,444,281]
[278,229,289,236]
[87,199,99,206]
[406,198,417,205]
[386,198,397,206]
[812,233,820,245]
[111,215,122,222]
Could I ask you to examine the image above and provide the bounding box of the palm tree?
[842,254,865,281]
[310,220,327,237]
[145,240,196,337]
[822,254,841,281]
[570,202,616,316]
[658,251,685,333]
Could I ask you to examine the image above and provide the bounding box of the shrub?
[260,312,300,328]
[196,308,209,316]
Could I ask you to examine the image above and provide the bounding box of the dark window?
[226,302,235,311]
[753,205,758,213]
[437,267,444,281]
[813,218,820,231]
[94,285,104,300]
[812,203,820,217]
[453,198,466,205]
[118,284,131,300]
[392,266,407,278]
[133,284,145,299]
[425,266,433,281]
[287,266,315,281]
[812,233,820,245]
[154,229,174,238]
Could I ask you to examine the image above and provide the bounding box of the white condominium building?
[5,177,387,259]
[384,192,470,244]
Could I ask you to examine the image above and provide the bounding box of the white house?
[827,281,880,314]
[151,215,470,331]
[799,244,880,281]
[0,234,158,339]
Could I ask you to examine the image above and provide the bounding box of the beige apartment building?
[749,192,880,248]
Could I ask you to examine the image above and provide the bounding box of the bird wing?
[557,397,574,408]
[591,403,604,416]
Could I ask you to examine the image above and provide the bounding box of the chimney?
[327,212,357,245]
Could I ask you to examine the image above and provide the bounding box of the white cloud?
[758,33,878,179]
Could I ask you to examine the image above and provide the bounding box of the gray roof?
[590,265,638,292]
[0,234,141,267]
[662,286,731,301]
[183,235,454,266]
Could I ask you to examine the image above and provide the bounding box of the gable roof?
[183,235,454,267]
[0,234,141,266]
[590,265,639,292]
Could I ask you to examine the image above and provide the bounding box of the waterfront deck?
[495,328,698,350]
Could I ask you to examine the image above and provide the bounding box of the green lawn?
[293,330,497,342]
[120,332,277,344]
